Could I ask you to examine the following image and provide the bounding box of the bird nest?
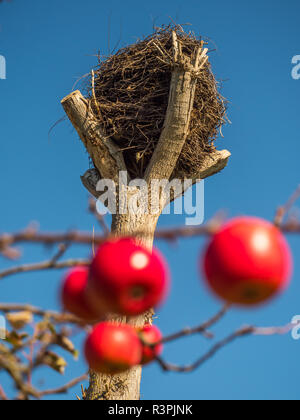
[87,25,227,180]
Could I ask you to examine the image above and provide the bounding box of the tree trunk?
[85,212,159,400]
[61,32,230,400]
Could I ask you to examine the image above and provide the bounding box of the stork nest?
[87,25,227,180]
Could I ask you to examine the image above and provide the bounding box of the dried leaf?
[38,351,67,374]
[6,312,33,330]
[6,331,28,349]
[56,335,75,355]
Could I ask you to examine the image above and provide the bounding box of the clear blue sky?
[0,0,300,400]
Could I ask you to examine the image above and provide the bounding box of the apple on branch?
[84,322,142,374]
[87,238,170,316]
[202,217,292,306]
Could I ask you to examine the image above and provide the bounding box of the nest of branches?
[87,25,227,179]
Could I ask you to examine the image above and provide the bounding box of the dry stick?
[2,201,300,282]
[0,304,85,325]
[0,217,221,280]
[161,304,230,344]
[155,219,221,240]
[0,221,217,251]
[155,321,299,373]
[3,219,300,280]
[275,185,300,227]
[156,326,254,373]
[38,373,88,398]
[253,323,298,336]
[91,70,103,121]
[0,353,39,399]
[0,304,228,344]
[88,198,110,236]
[1,307,299,395]
[0,229,106,248]
[2,217,300,254]
[27,324,38,387]
[0,385,8,401]
[51,243,71,264]
[0,246,20,260]
[0,259,89,280]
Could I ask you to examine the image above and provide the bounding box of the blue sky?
[0,0,300,400]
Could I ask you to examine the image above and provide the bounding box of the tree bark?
[85,211,159,400]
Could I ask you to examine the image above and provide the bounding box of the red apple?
[202,217,293,306]
[88,238,170,316]
[138,324,163,365]
[84,322,142,374]
[61,267,99,322]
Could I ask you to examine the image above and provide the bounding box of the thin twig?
[51,243,71,264]
[88,198,110,236]
[156,321,300,373]
[2,215,300,255]
[156,326,253,372]
[0,259,89,280]
[0,385,8,401]
[0,303,86,325]
[91,69,103,121]
[274,185,300,227]
[161,304,230,344]
[38,373,88,397]
[0,353,39,399]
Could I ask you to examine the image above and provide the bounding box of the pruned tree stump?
[61,27,230,401]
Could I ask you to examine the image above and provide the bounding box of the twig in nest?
[91,70,102,121]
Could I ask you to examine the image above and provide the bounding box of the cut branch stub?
[169,149,231,204]
[82,149,231,206]
[195,149,231,180]
[175,149,231,183]
[80,168,101,198]
[61,90,127,183]
[145,31,211,183]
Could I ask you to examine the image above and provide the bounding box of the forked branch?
[145,31,211,183]
[61,91,127,183]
